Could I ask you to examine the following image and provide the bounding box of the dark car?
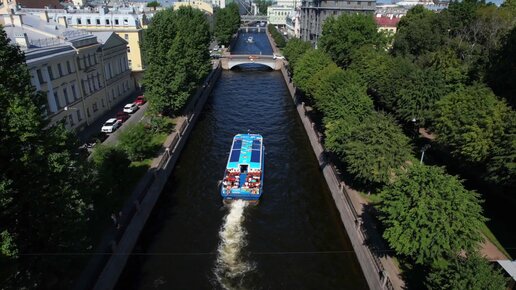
[116,111,130,123]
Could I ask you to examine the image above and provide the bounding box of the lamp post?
[420,144,431,164]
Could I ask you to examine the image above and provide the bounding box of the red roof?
[375,16,402,28]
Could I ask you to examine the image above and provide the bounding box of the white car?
[123,103,138,114]
[101,118,121,133]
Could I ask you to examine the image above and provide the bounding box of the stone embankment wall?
[78,63,222,290]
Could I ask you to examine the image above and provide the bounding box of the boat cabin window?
[240,165,248,174]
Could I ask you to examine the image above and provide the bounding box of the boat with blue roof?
[221,134,264,204]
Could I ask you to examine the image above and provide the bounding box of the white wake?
[214,200,254,289]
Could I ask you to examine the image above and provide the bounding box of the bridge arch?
[228,61,275,70]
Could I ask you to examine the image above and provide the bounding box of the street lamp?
[420,144,431,164]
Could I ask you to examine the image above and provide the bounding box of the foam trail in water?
[214,200,254,289]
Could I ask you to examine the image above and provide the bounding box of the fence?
[76,63,222,290]
[281,65,395,290]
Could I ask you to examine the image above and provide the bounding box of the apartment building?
[300,0,375,45]
[1,11,133,131]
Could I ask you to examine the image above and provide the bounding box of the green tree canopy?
[292,49,333,94]
[214,3,241,46]
[283,38,312,73]
[146,0,161,10]
[143,7,211,115]
[337,112,413,186]
[485,110,516,186]
[392,5,448,58]
[379,164,486,266]
[0,28,91,288]
[488,26,516,107]
[348,45,392,90]
[118,123,154,161]
[394,67,449,126]
[426,254,508,290]
[320,14,387,67]
[91,145,131,194]
[433,85,510,163]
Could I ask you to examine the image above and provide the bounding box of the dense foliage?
[379,165,485,267]
[214,3,240,46]
[268,24,286,48]
[426,254,508,290]
[320,14,387,67]
[118,123,155,161]
[433,85,510,163]
[292,49,332,95]
[142,7,211,115]
[0,28,93,288]
[283,38,312,72]
[254,0,273,15]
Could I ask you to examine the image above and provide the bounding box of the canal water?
[116,32,368,290]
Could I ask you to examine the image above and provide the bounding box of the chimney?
[40,10,49,23]
[14,32,29,49]
[57,16,68,28]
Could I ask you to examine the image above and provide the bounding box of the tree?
[485,111,516,186]
[0,28,91,288]
[91,145,131,194]
[214,3,240,46]
[379,164,486,266]
[392,5,448,58]
[268,24,286,48]
[348,45,392,90]
[283,38,312,73]
[146,0,161,10]
[143,7,211,115]
[488,26,516,107]
[426,254,508,290]
[118,123,154,161]
[292,49,333,94]
[308,65,371,124]
[337,112,413,186]
[319,14,387,67]
[433,85,510,163]
[394,67,449,126]
[254,0,273,15]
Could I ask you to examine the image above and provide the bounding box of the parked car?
[273,54,285,60]
[101,118,121,133]
[116,111,129,123]
[123,103,138,114]
[134,95,146,106]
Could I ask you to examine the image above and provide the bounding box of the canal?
[116,32,368,289]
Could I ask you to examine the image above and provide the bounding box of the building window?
[77,18,82,25]
[96,18,101,25]
[128,59,132,69]
[115,18,119,25]
[77,110,82,121]
[66,60,72,73]
[86,18,91,25]
[53,91,61,109]
[48,66,54,80]
[36,69,44,84]
[368,1,371,5]
[68,114,74,126]
[106,19,110,25]
[101,98,105,108]
[127,45,131,53]
[57,63,63,77]
[63,87,70,104]
[71,84,78,100]
[123,18,129,25]
[124,33,129,40]
[92,102,98,112]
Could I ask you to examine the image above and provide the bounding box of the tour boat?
[247,36,254,43]
[221,134,264,204]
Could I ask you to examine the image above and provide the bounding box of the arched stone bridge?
[220,54,284,70]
